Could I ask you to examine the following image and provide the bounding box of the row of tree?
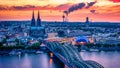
[85,43,120,48]
[0,42,41,51]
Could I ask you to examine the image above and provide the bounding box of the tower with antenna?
[62,14,65,22]
[63,11,69,23]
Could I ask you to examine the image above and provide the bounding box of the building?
[29,11,47,38]
[85,17,89,27]
[5,38,17,46]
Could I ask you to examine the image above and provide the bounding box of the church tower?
[29,10,47,38]
[31,11,35,26]
[37,11,41,26]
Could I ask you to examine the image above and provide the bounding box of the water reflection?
[51,56,65,68]
[0,52,120,68]
[0,53,65,68]
[80,51,120,68]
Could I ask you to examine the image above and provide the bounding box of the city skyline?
[0,0,120,22]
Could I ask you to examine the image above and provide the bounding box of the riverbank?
[1,48,120,55]
[1,43,120,55]
[0,46,50,55]
[77,43,120,52]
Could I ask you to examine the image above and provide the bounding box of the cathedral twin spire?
[31,11,41,26]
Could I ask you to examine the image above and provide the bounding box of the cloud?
[0,5,38,10]
[90,5,120,15]
[109,0,120,3]
[0,5,36,10]
[0,4,71,10]
[0,1,96,11]
[55,3,72,10]
[90,10,96,13]
[12,5,36,10]
[86,2,96,8]
[0,5,8,10]
[0,7,6,10]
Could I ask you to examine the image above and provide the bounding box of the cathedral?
[29,11,47,38]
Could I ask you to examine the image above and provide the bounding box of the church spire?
[38,10,40,19]
[31,10,35,26]
[32,10,35,19]
[37,11,41,26]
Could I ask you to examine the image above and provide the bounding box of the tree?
[5,35,9,39]
[0,42,3,47]
[1,38,6,43]
[94,44,101,48]
[26,42,41,50]
[15,44,25,50]
[15,38,20,45]
[86,43,94,48]
[117,44,120,47]
[57,30,65,37]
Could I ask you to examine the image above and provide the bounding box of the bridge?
[46,41,104,68]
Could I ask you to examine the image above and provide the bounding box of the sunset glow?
[0,0,120,22]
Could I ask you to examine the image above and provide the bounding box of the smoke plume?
[64,2,96,15]
[86,2,96,8]
[68,3,85,13]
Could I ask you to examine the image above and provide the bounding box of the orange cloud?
[0,1,96,11]
[92,5,120,14]
[0,4,70,10]
[0,0,120,22]
[109,0,120,3]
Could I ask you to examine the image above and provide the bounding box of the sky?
[0,0,120,22]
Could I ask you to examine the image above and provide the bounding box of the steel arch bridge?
[46,41,104,68]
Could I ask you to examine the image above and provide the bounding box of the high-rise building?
[85,17,89,27]
[86,17,89,23]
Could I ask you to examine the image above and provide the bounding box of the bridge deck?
[46,42,104,68]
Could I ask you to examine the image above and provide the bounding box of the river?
[0,51,120,68]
